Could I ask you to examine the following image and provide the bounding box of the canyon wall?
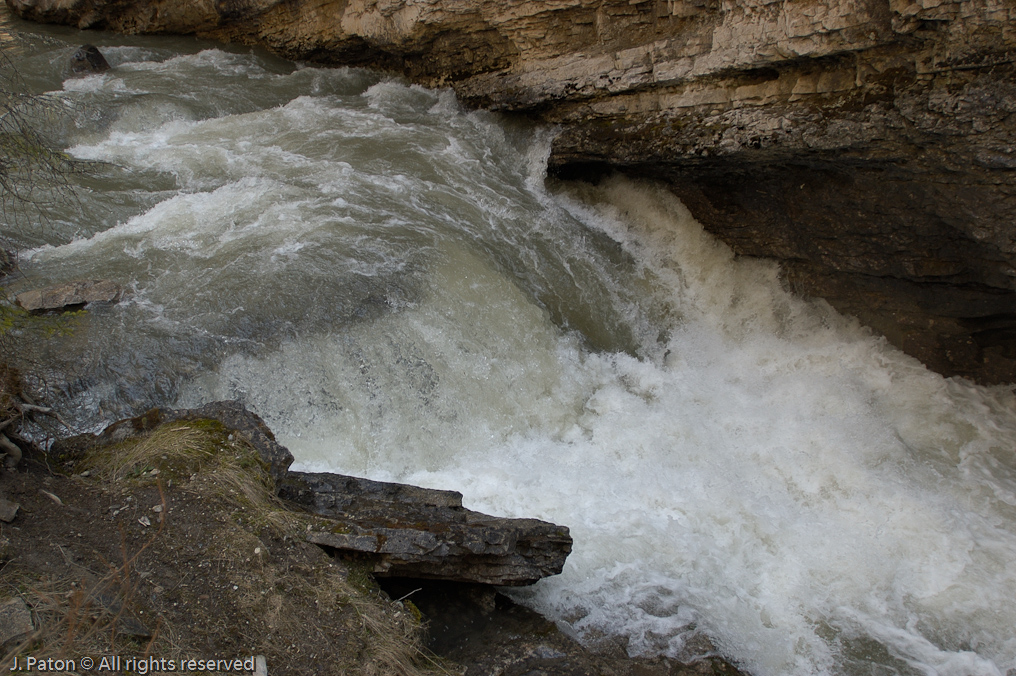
[8,0,1016,383]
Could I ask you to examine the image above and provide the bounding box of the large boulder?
[51,400,295,484]
[8,0,1015,383]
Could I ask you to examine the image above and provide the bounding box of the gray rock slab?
[287,471,573,586]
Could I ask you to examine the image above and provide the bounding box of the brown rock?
[15,279,123,313]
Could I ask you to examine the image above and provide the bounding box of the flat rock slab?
[0,598,33,648]
[15,279,123,312]
[282,472,573,586]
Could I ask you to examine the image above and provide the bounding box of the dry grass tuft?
[1,502,183,673]
[2,419,448,675]
[80,424,214,484]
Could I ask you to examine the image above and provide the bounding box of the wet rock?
[0,250,15,278]
[69,44,110,74]
[283,471,573,586]
[0,598,34,649]
[15,279,123,313]
[379,579,749,676]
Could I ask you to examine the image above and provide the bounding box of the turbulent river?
[4,13,1016,676]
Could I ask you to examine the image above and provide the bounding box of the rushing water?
[4,13,1016,676]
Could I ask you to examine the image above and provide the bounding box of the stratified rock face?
[8,0,1015,382]
[281,472,573,586]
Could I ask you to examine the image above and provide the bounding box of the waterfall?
[6,33,1016,676]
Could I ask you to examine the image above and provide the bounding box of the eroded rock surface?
[8,0,1015,382]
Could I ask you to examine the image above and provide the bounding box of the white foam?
[17,50,1016,675]
[183,176,1016,676]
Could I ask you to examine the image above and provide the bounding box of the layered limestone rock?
[281,472,572,585]
[8,0,1015,382]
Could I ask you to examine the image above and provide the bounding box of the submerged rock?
[69,44,110,74]
[15,279,122,313]
[281,472,573,586]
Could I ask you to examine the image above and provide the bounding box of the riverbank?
[0,408,747,675]
[0,416,437,675]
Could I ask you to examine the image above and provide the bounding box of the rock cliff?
[8,0,1015,383]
